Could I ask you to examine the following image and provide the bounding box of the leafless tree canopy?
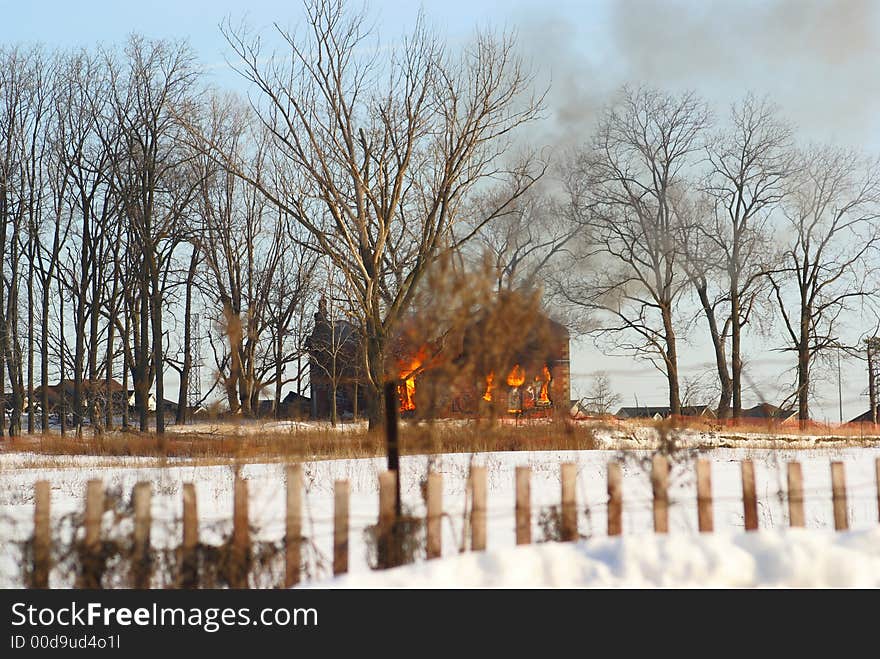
[212,0,545,425]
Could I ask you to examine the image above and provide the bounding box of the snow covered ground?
[1,446,879,587]
[310,528,880,588]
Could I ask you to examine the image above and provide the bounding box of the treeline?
[2,0,877,436]
[0,38,319,437]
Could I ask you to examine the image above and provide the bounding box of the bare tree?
[211,0,544,426]
[469,182,576,294]
[766,146,880,426]
[103,36,201,435]
[683,95,794,419]
[580,371,621,415]
[559,86,710,416]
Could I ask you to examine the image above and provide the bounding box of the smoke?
[513,0,880,151]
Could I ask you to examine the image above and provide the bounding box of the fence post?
[741,460,758,531]
[787,462,805,528]
[181,483,198,589]
[426,472,442,560]
[831,462,848,531]
[285,465,302,587]
[696,459,713,533]
[561,463,577,541]
[333,480,349,575]
[78,479,104,589]
[230,478,250,588]
[470,466,487,551]
[32,481,50,588]
[651,456,669,534]
[607,462,622,537]
[383,381,402,517]
[515,466,531,545]
[378,470,397,569]
[132,482,152,588]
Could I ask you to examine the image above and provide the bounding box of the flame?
[398,355,422,412]
[506,364,525,387]
[483,372,494,401]
[538,364,551,404]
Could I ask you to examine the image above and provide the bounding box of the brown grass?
[0,419,597,463]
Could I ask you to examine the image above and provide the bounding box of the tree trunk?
[798,308,810,428]
[150,270,165,437]
[104,309,115,430]
[137,281,150,432]
[40,284,50,433]
[274,329,283,420]
[27,252,34,434]
[661,305,681,417]
[695,281,731,419]
[88,252,101,430]
[364,328,386,430]
[122,310,129,429]
[730,287,743,420]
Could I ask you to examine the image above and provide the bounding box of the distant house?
[31,380,162,421]
[739,403,797,423]
[848,409,877,424]
[614,405,717,421]
[253,392,312,419]
[615,406,672,420]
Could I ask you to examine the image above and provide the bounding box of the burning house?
[307,292,570,420]
[391,294,571,419]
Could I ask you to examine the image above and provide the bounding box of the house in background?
[614,405,717,421]
[31,379,160,422]
[738,403,798,423]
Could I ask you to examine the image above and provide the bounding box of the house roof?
[615,406,672,418]
[848,409,876,423]
[740,403,797,420]
[615,405,717,419]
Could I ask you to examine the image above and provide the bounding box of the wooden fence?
[22,457,880,589]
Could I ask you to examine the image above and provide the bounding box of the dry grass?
[4,415,879,468]
[0,418,597,464]
[623,415,880,439]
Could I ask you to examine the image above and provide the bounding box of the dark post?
[384,381,401,517]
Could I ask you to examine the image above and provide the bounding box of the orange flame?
[538,364,551,404]
[483,372,495,401]
[506,364,525,387]
[398,355,422,412]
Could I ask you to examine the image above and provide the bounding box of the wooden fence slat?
[831,462,848,531]
[132,482,152,588]
[181,483,198,589]
[470,466,487,551]
[651,456,669,534]
[561,463,577,541]
[378,471,397,569]
[515,466,531,545]
[607,462,622,537]
[787,462,805,528]
[426,472,442,560]
[84,479,103,547]
[32,481,50,588]
[741,460,758,531]
[333,480,349,575]
[696,459,713,533]
[285,465,302,587]
[231,478,249,588]
[78,479,104,589]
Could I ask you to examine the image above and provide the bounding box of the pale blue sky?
[4,0,880,420]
